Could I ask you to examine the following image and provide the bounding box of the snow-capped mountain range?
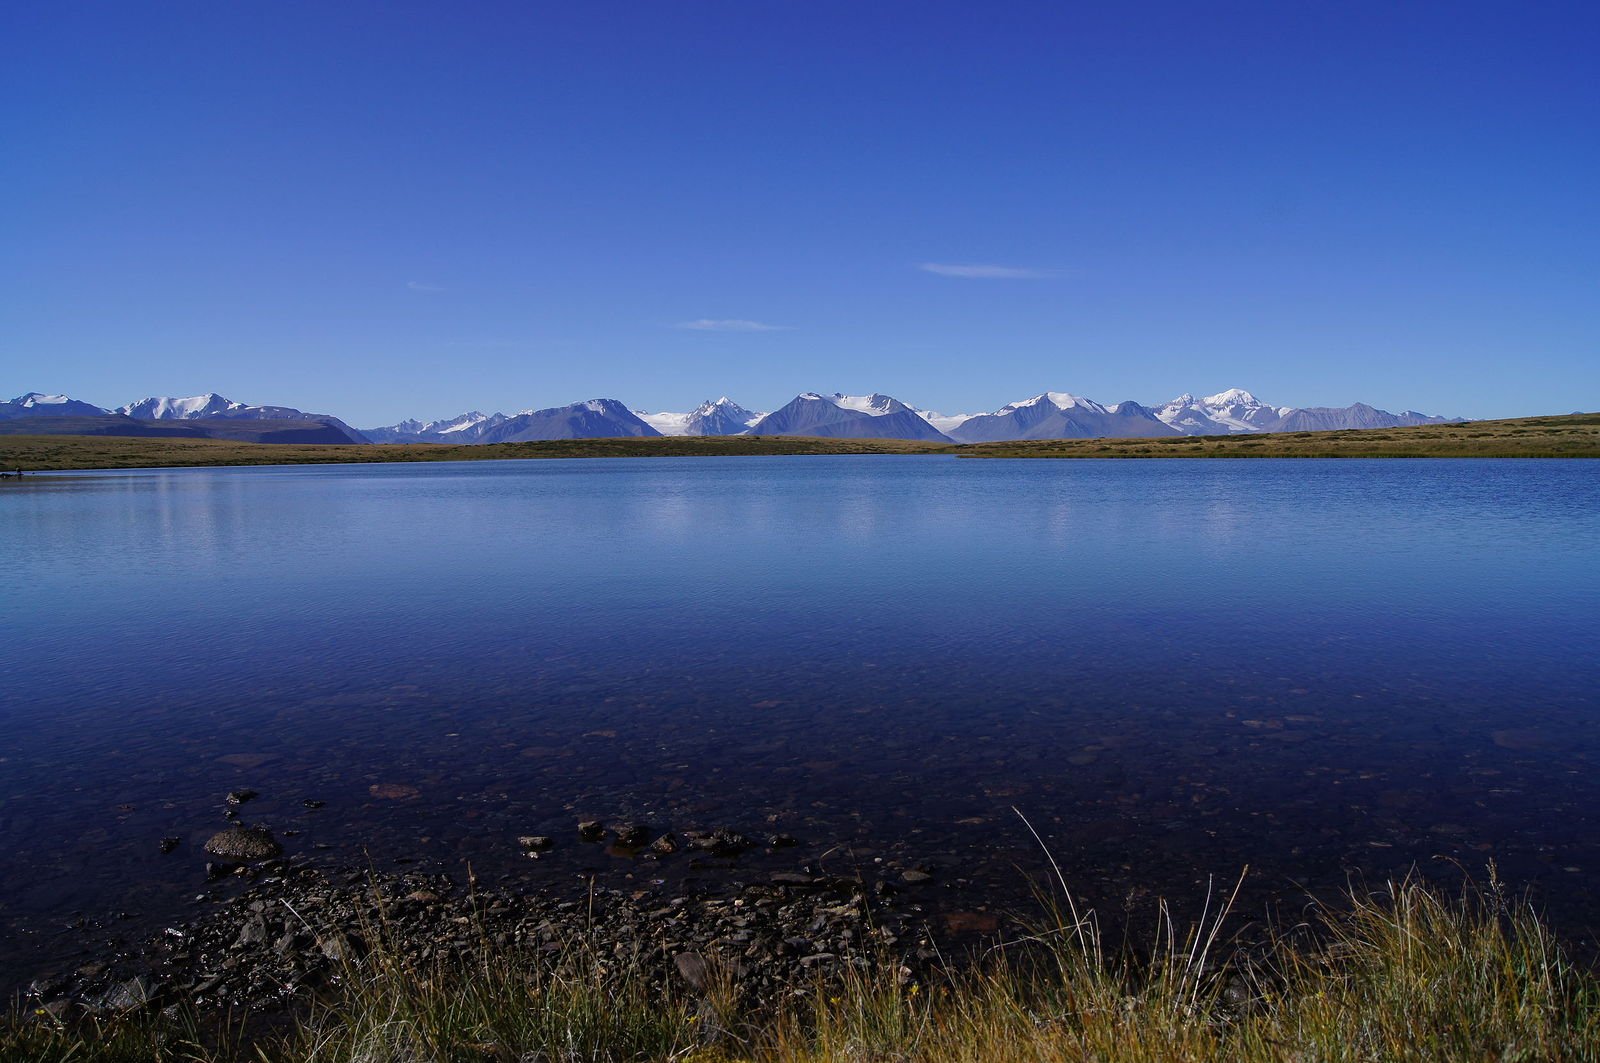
[2,392,111,417]
[364,411,508,444]
[747,393,952,442]
[3,388,1461,445]
[117,393,255,420]
[635,397,765,437]
[363,388,1457,443]
[0,392,368,443]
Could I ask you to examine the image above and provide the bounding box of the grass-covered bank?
[7,875,1596,1062]
[0,433,954,471]
[0,412,1597,470]
[960,412,1600,460]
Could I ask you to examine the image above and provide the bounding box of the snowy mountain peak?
[790,392,910,416]
[361,410,508,444]
[1,393,112,417]
[1154,388,1292,434]
[1001,392,1107,415]
[1045,391,1104,411]
[829,393,909,416]
[633,397,764,437]
[118,393,245,420]
[913,407,978,432]
[439,411,490,428]
[1202,388,1263,408]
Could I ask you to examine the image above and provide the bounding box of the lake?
[2,456,1597,983]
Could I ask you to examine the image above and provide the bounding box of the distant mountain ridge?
[0,392,369,444]
[636,397,765,436]
[946,393,1179,442]
[6,388,1462,445]
[477,398,659,443]
[747,393,954,442]
[365,388,1455,445]
[363,411,508,444]
[115,392,368,442]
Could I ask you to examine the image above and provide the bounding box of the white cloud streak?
[674,318,789,332]
[918,263,1057,279]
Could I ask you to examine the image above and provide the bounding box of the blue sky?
[3,2,1596,424]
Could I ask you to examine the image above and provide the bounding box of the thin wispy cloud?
[674,318,789,332]
[918,262,1057,279]
[407,281,445,293]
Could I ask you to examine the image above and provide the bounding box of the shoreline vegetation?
[0,413,1596,471]
[5,868,1595,1061]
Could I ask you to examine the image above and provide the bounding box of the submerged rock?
[614,823,651,847]
[685,828,751,856]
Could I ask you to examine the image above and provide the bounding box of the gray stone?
[203,826,282,861]
[233,916,268,949]
[770,872,816,885]
[614,823,650,847]
[105,976,156,1010]
[319,933,354,964]
[674,951,709,990]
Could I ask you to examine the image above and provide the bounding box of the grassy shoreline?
[0,413,1596,471]
[5,875,1595,1061]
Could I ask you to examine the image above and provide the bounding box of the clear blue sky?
[3,1,1596,424]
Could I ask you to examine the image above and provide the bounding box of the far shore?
[0,412,1596,471]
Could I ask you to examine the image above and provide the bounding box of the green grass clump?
[5,872,1596,1062]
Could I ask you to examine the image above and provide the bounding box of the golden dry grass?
[5,874,1595,1062]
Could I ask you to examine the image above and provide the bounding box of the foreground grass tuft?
[6,874,1596,1061]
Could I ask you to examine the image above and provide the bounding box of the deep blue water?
[2,456,1598,977]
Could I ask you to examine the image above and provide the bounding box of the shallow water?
[2,456,1597,981]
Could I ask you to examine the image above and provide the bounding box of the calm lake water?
[2,456,1598,980]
